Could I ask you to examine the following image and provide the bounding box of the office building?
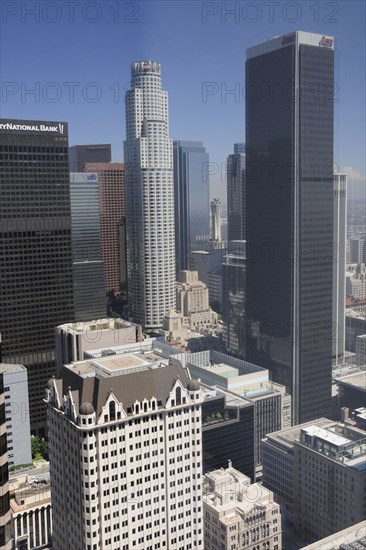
[85,162,125,294]
[304,521,366,550]
[348,238,365,264]
[227,143,246,241]
[55,318,142,375]
[245,32,335,423]
[334,369,366,410]
[45,356,203,549]
[70,172,106,321]
[346,309,366,352]
[68,144,111,172]
[333,173,347,364]
[0,364,31,468]
[10,464,52,549]
[0,371,11,549]
[187,350,291,471]
[222,240,246,358]
[200,384,255,480]
[355,334,366,365]
[0,119,75,435]
[211,199,222,242]
[262,418,366,542]
[124,61,175,328]
[176,271,218,329]
[173,141,210,272]
[189,243,226,311]
[346,263,366,300]
[203,466,282,550]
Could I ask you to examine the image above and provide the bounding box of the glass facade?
[245,34,334,423]
[173,141,210,272]
[0,120,75,434]
[227,143,246,241]
[70,172,106,321]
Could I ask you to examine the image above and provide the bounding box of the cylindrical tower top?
[131,60,161,77]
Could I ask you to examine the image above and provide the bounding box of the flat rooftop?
[334,371,366,391]
[59,318,133,333]
[0,363,26,374]
[302,426,351,447]
[66,351,168,379]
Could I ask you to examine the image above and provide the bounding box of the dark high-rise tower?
[227,143,246,241]
[0,119,74,435]
[68,144,111,172]
[245,32,334,423]
[173,141,210,272]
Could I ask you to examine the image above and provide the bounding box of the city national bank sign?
[0,121,66,134]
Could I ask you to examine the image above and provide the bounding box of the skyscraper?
[46,357,204,549]
[0,371,11,549]
[124,61,175,328]
[226,143,246,241]
[85,162,125,295]
[333,173,347,364]
[70,171,106,321]
[0,119,74,435]
[245,32,334,423]
[173,141,210,272]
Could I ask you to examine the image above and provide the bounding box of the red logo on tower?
[319,36,333,48]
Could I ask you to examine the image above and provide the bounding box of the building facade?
[173,141,210,272]
[68,144,111,172]
[0,371,11,549]
[176,271,218,329]
[262,418,366,543]
[245,32,335,423]
[227,143,246,241]
[222,240,246,359]
[55,318,142,375]
[124,61,175,328]
[333,173,347,364]
[46,357,204,549]
[203,466,281,550]
[0,364,32,468]
[10,464,52,550]
[85,162,125,295]
[70,172,106,322]
[0,119,75,435]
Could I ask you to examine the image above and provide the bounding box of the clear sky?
[1,0,365,201]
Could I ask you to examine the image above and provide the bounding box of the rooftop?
[334,371,366,391]
[0,363,26,374]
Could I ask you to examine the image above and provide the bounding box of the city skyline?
[0,1,365,202]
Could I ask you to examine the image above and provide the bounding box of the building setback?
[70,172,106,321]
[0,119,75,435]
[245,32,335,423]
[85,162,125,294]
[45,357,204,549]
[124,61,176,328]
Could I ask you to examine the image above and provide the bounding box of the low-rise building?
[9,464,52,549]
[0,364,32,468]
[203,466,281,550]
[304,520,366,549]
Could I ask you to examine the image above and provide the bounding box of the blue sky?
[0,0,365,201]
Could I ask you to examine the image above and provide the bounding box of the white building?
[203,466,281,550]
[0,364,31,467]
[124,60,175,328]
[45,355,204,549]
[55,318,142,375]
[346,264,366,300]
[10,464,52,549]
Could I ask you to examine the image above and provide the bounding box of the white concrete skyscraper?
[124,61,175,328]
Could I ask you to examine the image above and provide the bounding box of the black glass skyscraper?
[245,32,334,423]
[0,119,74,435]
